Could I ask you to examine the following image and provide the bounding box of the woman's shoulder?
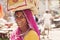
[24,30,39,40]
[28,30,38,35]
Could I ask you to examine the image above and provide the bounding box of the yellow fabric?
[24,30,39,40]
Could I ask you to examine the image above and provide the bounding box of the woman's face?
[15,11,28,27]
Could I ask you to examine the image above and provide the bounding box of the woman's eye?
[20,16,24,19]
[15,16,18,18]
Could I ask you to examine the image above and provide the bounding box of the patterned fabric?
[10,27,23,40]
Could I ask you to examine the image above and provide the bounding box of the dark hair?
[14,10,24,17]
[46,11,49,13]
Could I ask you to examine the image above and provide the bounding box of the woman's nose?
[16,18,21,21]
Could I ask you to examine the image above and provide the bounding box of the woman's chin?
[18,25,23,27]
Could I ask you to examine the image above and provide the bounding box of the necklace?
[17,28,30,37]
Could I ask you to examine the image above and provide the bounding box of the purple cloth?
[23,9,40,36]
[10,27,23,40]
[10,9,40,40]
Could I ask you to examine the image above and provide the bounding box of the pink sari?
[10,9,40,40]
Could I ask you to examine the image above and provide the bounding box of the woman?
[10,9,40,40]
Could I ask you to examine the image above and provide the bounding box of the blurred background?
[0,0,60,40]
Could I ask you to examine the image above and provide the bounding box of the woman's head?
[14,9,40,36]
[14,10,28,27]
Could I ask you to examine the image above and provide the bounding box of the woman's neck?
[19,25,30,34]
